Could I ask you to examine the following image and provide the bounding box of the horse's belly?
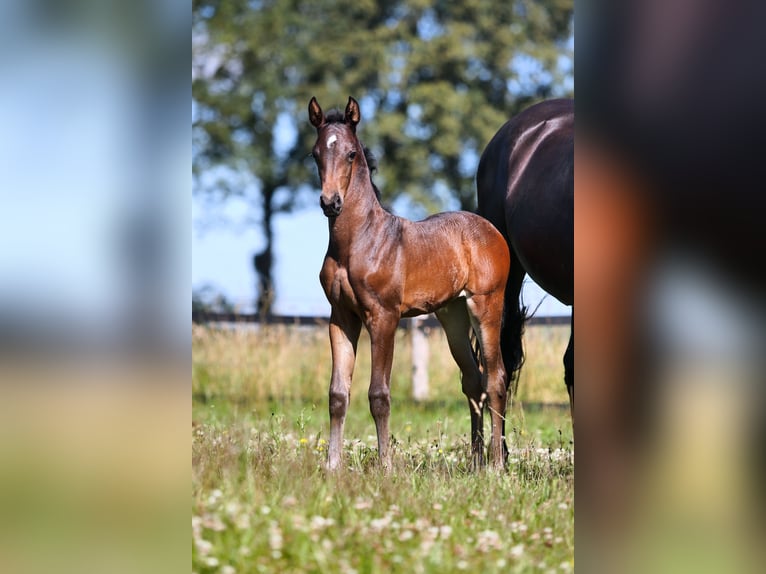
[400,274,462,317]
[513,233,573,305]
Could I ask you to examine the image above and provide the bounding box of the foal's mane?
[323,109,382,202]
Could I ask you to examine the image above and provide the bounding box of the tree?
[192,0,573,313]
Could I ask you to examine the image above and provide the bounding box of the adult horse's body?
[309,96,510,470]
[476,99,574,416]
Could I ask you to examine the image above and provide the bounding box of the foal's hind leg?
[466,292,508,470]
[435,299,485,469]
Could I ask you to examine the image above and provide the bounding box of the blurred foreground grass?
[0,366,188,574]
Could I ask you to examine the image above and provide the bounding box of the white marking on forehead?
[326,134,337,148]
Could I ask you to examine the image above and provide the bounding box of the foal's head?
[308,96,366,217]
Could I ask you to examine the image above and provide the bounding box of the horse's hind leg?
[466,292,508,470]
[564,314,574,426]
[435,299,485,469]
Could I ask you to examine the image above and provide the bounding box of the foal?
[309,96,510,470]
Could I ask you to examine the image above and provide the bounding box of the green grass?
[192,324,573,573]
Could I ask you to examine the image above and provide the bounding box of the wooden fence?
[192,311,570,400]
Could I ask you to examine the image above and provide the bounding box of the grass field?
[192,323,573,573]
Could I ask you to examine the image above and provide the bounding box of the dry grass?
[192,322,570,406]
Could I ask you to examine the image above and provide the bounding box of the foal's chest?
[320,259,359,309]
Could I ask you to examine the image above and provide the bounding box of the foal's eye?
[347,150,357,162]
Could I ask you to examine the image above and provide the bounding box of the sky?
[192,195,571,318]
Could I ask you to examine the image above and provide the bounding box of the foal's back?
[397,211,510,316]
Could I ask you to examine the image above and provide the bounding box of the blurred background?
[0,1,188,573]
[577,0,766,572]
[0,0,189,357]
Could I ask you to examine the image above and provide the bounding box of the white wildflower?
[202,513,225,532]
[476,530,501,552]
[310,515,335,530]
[370,516,391,531]
[195,538,212,556]
[207,489,223,505]
[234,512,250,530]
[268,522,283,551]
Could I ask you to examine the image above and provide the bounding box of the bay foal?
[309,96,510,470]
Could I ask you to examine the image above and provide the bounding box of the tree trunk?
[254,185,275,317]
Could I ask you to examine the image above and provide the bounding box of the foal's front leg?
[367,312,399,470]
[327,308,362,470]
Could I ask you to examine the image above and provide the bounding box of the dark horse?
[476,99,574,419]
[309,96,510,470]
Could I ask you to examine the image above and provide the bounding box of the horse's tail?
[503,301,528,398]
[467,295,526,392]
[501,262,528,397]
[469,328,482,373]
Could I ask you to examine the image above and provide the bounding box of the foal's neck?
[327,163,393,255]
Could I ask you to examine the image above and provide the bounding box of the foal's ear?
[308,97,324,128]
[345,96,360,130]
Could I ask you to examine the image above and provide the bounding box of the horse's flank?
[476,97,574,421]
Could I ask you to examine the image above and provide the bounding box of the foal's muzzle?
[320,193,342,217]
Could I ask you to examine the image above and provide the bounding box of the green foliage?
[193,0,574,307]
